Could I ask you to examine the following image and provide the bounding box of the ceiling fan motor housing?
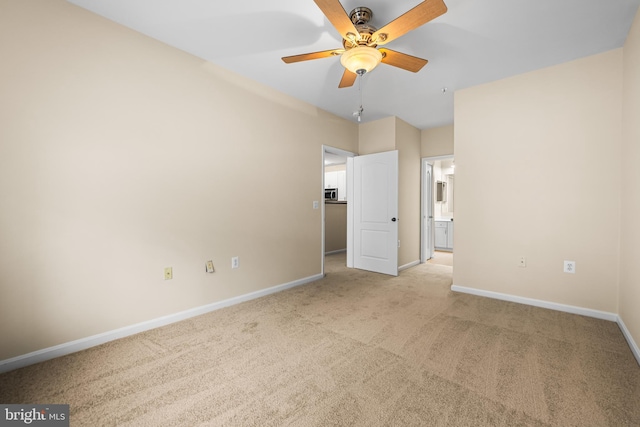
[343,8,379,49]
[343,26,377,49]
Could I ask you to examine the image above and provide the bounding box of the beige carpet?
[1,253,639,426]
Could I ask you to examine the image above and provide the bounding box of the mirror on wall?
[444,174,454,213]
[436,181,446,202]
[433,158,454,216]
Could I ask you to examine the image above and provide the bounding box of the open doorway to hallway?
[322,146,355,275]
[422,156,454,266]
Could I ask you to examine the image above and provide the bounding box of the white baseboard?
[617,317,640,366]
[451,284,640,366]
[0,273,323,374]
[399,260,420,271]
[451,285,618,321]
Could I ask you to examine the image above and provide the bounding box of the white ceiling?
[67,0,640,130]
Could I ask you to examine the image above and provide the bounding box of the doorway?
[322,146,355,276]
[322,147,400,277]
[421,155,455,264]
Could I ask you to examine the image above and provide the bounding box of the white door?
[348,150,399,276]
[422,162,435,261]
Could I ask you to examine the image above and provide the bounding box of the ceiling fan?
[282,0,448,88]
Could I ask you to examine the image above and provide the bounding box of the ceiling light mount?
[353,105,364,122]
[349,7,373,25]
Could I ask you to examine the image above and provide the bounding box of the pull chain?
[356,70,365,122]
[358,74,363,122]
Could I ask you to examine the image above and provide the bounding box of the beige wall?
[422,125,454,157]
[0,0,358,360]
[5,0,634,364]
[454,49,623,312]
[396,118,422,267]
[324,203,347,253]
[358,116,396,155]
[621,8,640,350]
[358,117,422,268]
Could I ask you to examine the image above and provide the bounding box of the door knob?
[391,218,397,222]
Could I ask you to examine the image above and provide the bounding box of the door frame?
[421,161,434,263]
[421,155,454,263]
[322,145,356,276]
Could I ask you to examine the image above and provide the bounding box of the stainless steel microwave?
[325,188,338,201]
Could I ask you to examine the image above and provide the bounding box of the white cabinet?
[325,170,347,201]
[435,222,448,248]
[325,171,338,189]
[435,220,454,251]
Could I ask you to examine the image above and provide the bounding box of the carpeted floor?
[1,253,639,426]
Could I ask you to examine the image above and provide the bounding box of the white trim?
[399,260,420,271]
[0,273,323,374]
[422,154,454,162]
[321,146,326,276]
[617,316,640,366]
[346,157,354,268]
[323,146,357,159]
[451,285,618,321]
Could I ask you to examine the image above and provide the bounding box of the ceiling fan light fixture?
[340,46,383,75]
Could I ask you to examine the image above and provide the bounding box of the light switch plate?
[206,260,215,273]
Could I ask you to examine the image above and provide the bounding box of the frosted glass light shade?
[340,46,383,74]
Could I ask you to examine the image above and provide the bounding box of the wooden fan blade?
[372,0,447,46]
[338,69,357,88]
[379,49,428,72]
[314,0,359,41]
[282,49,344,64]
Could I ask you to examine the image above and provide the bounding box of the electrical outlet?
[313,200,319,210]
[164,267,173,280]
[519,256,526,268]
[206,260,215,273]
[564,260,576,274]
[231,256,239,269]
